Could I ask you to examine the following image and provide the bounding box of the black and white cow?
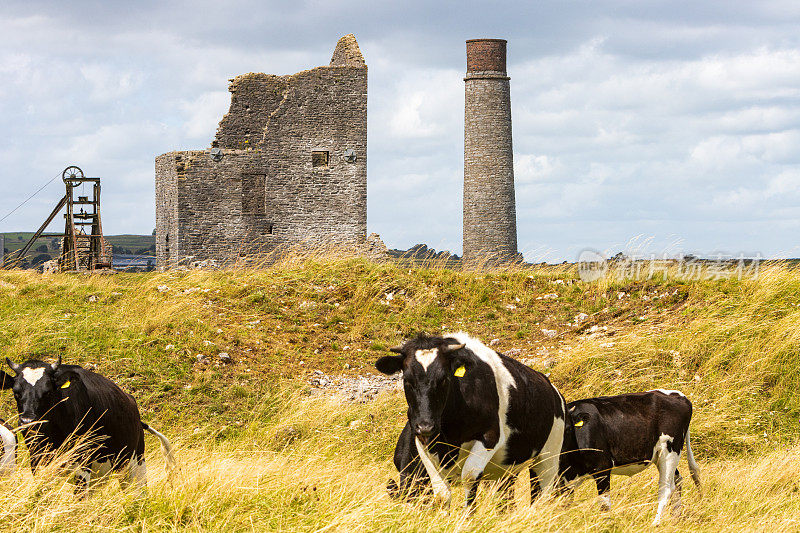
[559,390,701,525]
[2,356,175,490]
[376,333,566,508]
[0,419,15,476]
[0,372,16,475]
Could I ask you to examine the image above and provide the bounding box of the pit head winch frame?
[13,166,112,271]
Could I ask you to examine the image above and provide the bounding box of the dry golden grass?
[0,393,796,531]
[0,256,798,530]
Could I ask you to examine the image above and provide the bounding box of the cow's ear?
[0,372,13,389]
[376,354,404,375]
[5,358,20,374]
[54,370,80,394]
[440,343,465,355]
[448,351,473,377]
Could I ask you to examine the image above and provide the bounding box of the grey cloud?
[1,1,799,261]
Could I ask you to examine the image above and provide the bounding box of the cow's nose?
[415,423,434,437]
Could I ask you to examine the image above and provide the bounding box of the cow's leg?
[594,473,611,510]
[670,468,683,517]
[496,474,516,511]
[393,462,427,500]
[530,416,566,497]
[390,422,429,501]
[414,437,451,504]
[77,460,113,496]
[74,467,92,496]
[121,456,147,492]
[465,472,483,508]
[529,467,541,502]
[531,450,561,498]
[462,439,504,509]
[653,449,679,525]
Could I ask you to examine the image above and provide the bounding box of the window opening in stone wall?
[242,174,266,215]
[312,151,329,168]
[266,224,273,235]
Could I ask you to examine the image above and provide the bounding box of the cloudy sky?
[1,1,799,261]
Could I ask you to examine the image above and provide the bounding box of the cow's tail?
[684,427,702,496]
[142,422,176,471]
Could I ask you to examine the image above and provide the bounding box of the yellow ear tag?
[60,380,70,389]
[574,420,584,427]
[454,366,466,378]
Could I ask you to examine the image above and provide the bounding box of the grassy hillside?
[2,233,154,265]
[0,257,798,530]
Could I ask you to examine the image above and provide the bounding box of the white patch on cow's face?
[651,388,685,397]
[414,349,438,371]
[22,367,45,386]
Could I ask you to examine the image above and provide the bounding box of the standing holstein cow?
[559,390,701,525]
[2,356,175,491]
[376,333,566,508]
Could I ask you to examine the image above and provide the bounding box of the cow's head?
[5,356,67,426]
[375,335,467,443]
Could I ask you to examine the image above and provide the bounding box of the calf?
[2,356,175,490]
[376,333,566,508]
[559,390,701,525]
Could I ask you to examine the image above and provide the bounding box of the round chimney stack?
[463,38,518,267]
[466,39,507,74]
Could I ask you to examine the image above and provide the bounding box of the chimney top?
[466,39,507,74]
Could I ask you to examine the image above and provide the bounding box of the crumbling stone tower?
[462,39,518,267]
[155,34,367,268]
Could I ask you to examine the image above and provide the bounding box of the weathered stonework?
[463,39,519,267]
[155,35,367,268]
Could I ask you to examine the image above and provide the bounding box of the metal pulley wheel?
[62,166,84,187]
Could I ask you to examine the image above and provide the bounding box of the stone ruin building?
[462,39,519,267]
[155,34,367,268]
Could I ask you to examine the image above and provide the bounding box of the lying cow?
[376,332,566,508]
[2,356,175,490]
[559,390,701,525]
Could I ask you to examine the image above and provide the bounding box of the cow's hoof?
[386,479,400,499]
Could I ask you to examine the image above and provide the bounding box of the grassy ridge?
[0,258,798,530]
[2,233,155,266]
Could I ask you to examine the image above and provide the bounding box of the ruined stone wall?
[260,66,367,244]
[155,34,367,269]
[156,149,278,266]
[214,74,287,150]
[155,153,181,267]
[463,39,518,267]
